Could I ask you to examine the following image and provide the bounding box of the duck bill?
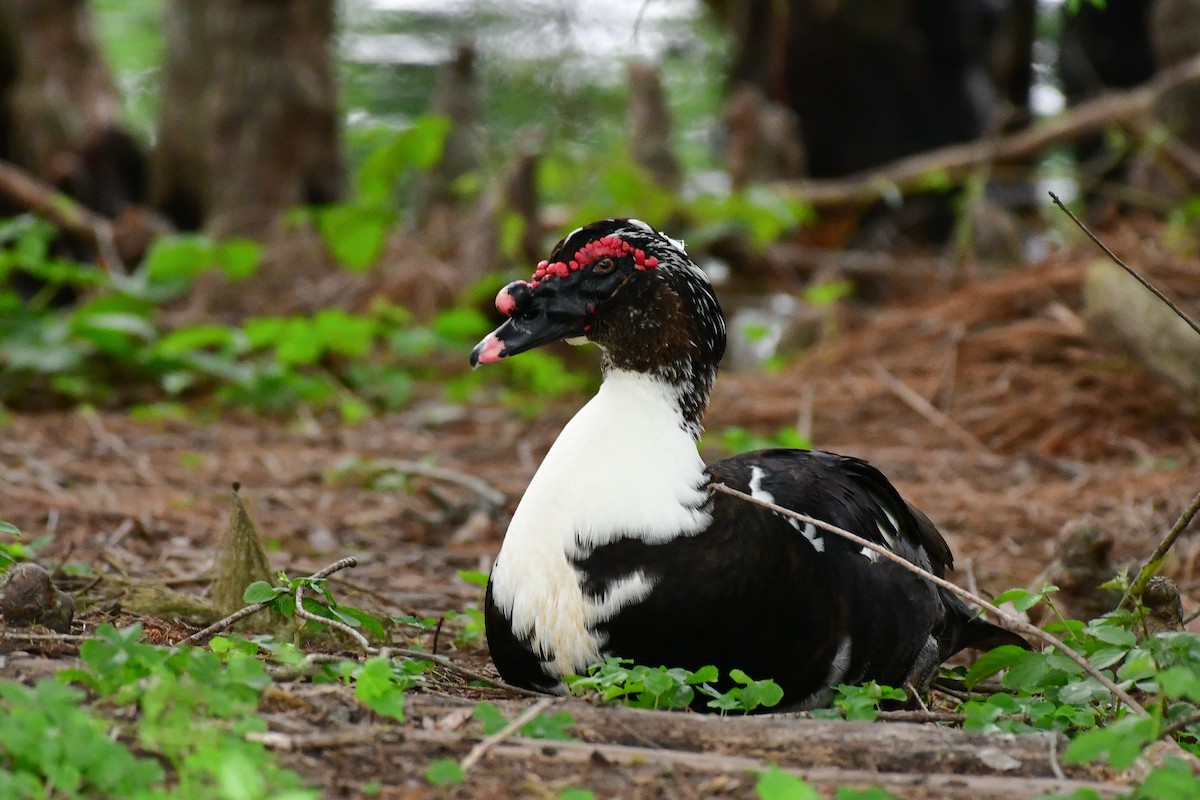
[470,314,585,368]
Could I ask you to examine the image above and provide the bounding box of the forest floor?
[2,222,1199,798]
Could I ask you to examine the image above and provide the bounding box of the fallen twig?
[460,696,557,772]
[1124,488,1200,607]
[373,459,505,507]
[177,600,271,646]
[179,555,361,646]
[710,482,1148,716]
[870,360,992,454]
[294,557,371,652]
[779,52,1200,209]
[0,629,91,643]
[0,159,124,271]
[1050,191,1200,338]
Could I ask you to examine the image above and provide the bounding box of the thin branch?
[779,52,1200,208]
[384,647,544,697]
[0,629,91,643]
[1049,191,1200,338]
[294,559,371,652]
[709,482,1148,716]
[0,159,125,271]
[1125,488,1200,606]
[460,696,557,772]
[178,600,271,646]
[372,459,505,507]
[1160,707,1200,740]
[870,360,992,454]
[179,556,361,646]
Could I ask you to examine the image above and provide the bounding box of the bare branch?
[779,52,1200,208]
[460,696,557,772]
[1126,488,1200,606]
[870,360,992,454]
[0,159,124,271]
[1050,191,1200,338]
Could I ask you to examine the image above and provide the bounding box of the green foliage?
[425,758,464,787]
[565,657,784,713]
[242,572,390,642]
[829,682,908,722]
[339,656,420,723]
[0,680,164,799]
[714,425,813,455]
[56,623,317,799]
[471,700,576,741]
[0,217,592,419]
[0,519,24,570]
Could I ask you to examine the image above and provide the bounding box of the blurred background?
[1,0,1199,451]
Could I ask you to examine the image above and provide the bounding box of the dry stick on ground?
[368,459,506,508]
[180,553,537,696]
[459,696,557,772]
[1049,191,1200,338]
[709,482,1149,716]
[782,53,1200,209]
[870,360,993,455]
[180,555,361,646]
[0,159,124,271]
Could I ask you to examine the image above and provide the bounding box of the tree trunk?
[706,0,1001,179]
[0,0,145,218]
[152,0,343,238]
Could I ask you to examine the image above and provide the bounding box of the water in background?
[340,0,722,159]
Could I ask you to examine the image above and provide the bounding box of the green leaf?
[1158,666,1200,702]
[242,581,281,604]
[558,790,597,800]
[456,569,490,589]
[755,765,821,800]
[315,203,395,272]
[522,710,576,741]
[964,645,1028,688]
[993,586,1058,613]
[425,758,464,787]
[0,521,19,536]
[1064,715,1157,770]
[354,657,406,723]
[215,239,262,280]
[688,665,720,684]
[472,701,509,735]
[835,788,900,800]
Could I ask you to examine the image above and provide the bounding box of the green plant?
[425,758,464,787]
[242,573,389,642]
[471,701,576,741]
[0,519,23,569]
[0,679,165,799]
[755,765,821,800]
[55,623,318,799]
[822,682,908,722]
[713,425,813,455]
[565,657,784,713]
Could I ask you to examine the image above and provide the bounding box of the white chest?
[489,370,711,680]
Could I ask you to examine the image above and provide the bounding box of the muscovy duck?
[470,218,1023,707]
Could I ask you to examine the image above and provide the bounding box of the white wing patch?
[585,570,656,625]
[750,466,825,553]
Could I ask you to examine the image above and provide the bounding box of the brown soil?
[2,226,1198,798]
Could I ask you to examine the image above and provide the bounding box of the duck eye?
[593,257,616,275]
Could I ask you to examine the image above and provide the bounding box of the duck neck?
[599,359,715,441]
